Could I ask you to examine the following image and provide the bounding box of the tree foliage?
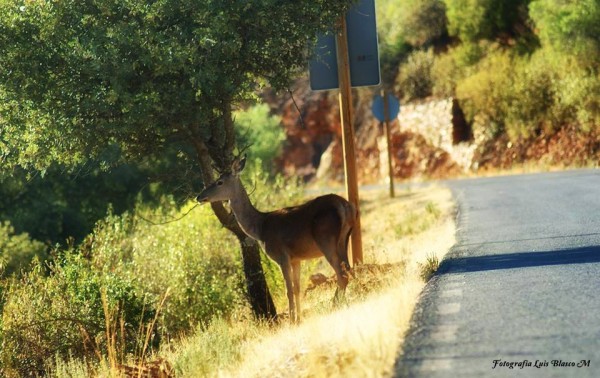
[529,0,600,65]
[234,104,285,173]
[0,162,150,245]
[0,0,351,172]
[398,0,447,47]
[444,0,531,43]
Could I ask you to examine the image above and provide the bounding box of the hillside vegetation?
[378,0,599,150]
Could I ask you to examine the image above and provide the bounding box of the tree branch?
[189,132,240,234]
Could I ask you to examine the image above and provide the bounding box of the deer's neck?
[229,179,265,241]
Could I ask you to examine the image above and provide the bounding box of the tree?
[444,0,531,43]
[0,0,353,321]
[529,0,600,66]
[399,0,447,48]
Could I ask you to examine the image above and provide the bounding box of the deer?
[196,155,356,323]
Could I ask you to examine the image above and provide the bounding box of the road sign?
[309,0,380,91]
[371,93,400,122]
[309,33,338,91]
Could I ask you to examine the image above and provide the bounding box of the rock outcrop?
[266,80,472,183]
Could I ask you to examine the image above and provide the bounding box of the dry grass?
[165,185,456,377]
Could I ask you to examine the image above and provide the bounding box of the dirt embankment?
[475,125,600,171]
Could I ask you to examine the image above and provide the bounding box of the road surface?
[396,169,600,377]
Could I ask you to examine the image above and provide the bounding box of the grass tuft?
[418,253,440,282]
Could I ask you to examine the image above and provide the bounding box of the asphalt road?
[395,169,600,377]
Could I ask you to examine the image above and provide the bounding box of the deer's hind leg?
[316,236,349,303]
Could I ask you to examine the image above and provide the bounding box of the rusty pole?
[336,16,363,265]
[383,90,395,198]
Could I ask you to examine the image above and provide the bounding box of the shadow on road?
[438,245,600,274]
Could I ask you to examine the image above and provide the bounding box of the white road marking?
[443,279,465,288]
[439,288,463,298]
[419,358,453,372]
[430,324,459,342]
[437,302,461,315]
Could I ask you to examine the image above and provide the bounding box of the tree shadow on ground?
[437,244,600,274]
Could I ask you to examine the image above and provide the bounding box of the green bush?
[124,207,246,334]
[455,49,514,138]
[535,50,600,132]
[0,220,46,277]
[455,48,556,141]
[79,203,245,336]
[1,253,151,376]
[431,47,467,97]
[456,45,600,142]
[377,0,443,85]
[397,49,436,102]
[504,53,557,139]
[0,160,305,376]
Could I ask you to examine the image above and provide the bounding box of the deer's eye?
[217,180,224,186]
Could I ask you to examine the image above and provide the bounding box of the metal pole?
[383,90,395,198]
[336,16,363,265]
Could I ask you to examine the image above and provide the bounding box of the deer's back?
[260,194,353,260]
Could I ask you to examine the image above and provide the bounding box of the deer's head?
[196,155,247,203]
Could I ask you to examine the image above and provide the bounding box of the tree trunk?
[191,134,278,322]
[238,236,278,320]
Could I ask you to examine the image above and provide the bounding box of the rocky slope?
[265,78,599,184]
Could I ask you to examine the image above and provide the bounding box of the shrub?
[418,253,440,281]
[127,213,246,335]
[376,0,408,51]
[431,48,466,97]
[455,49,514,137]
[0,220,46,278]
[504,53,557,139]
[396,49,435,102]
[558,71,600,132]
[1,253,152,376]
[377,0,411,85]
[0,162,305,376]
[85,204,245,336]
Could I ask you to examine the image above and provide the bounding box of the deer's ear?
[232,154,247,175]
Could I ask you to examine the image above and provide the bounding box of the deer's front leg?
[291,260,301,323]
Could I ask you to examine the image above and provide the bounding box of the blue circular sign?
[372,93,400,122]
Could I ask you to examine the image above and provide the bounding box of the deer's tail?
[335,197,357,275]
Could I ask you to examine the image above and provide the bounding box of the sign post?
[383,90,395,198]
[372,92,400,198]
[309,0,380,266]
[335,16,363,265]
